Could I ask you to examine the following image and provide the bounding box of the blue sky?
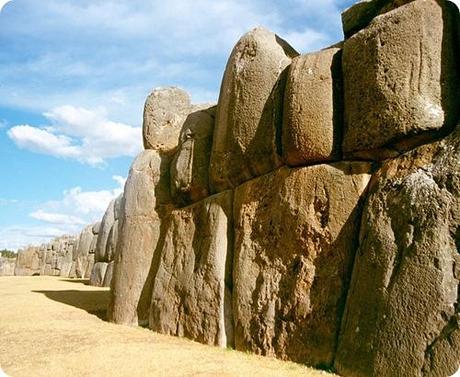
[0,0,360,250]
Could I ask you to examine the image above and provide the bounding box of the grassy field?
[0,276,337,377]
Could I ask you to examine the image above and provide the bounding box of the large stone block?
[90,262,109,287]
[233,162,372,366]
[14,247,41,276]
[149,190,233,347]
[108,150,172,326]
[342,0,416,38]
[0,257,16,276]
[210,27,298,192]
[283,46,342,166]
[170,106,216,206]
[95,199,116,263]
[335,125,460,377]
[143,87,192,152]
[106,219,119,262]
[103,261,114,288]
[84,254,95,279]
[342,0,460,156]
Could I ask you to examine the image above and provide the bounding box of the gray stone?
[282,46,342,166]
[103,261,114,288]
[143,87,192,152]
[95,199,116,262]
[233,162,372,366]
[109,150,172,326]
[149,190,234,347]
[209,27,298,193]
[342,0,460,157]
[335,125,460,377]
[90,262,109,287]
[170,106,216,206]
[0,257,16,276]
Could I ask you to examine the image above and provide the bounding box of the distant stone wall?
[14,236,77,277]
[0,257,16,276]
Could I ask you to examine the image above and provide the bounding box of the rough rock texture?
[103,261,114,288]
[170,106,216,206]
[209,27,299,193]
[149,190,233,347]
[342,0,416,38]
[85,254,95,279]
[233,162,372,366]
[15,247,41,276]
[283,47,342,166]
[90,262,109,287]
[0,257,16,276]
[14,236,77,277]
[95,199,116,263]
[106,194,123,262]
[143,87,192,151]
[75,225,94,278]
[335,125,460,377]
[109,150,172,326]
[342,0,460,156]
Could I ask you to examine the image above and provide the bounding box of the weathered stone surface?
[68,261,76,278]
[342,0,460,156]
[92,221,101,235]
[149,190,233,347]
[170,106,216,206]
[75,225,94,278]
[209,27,299,193]
[84,254,95,279]
[15,247,41,276]
[143,87,192,151]
[283,47,342,166]
[103,261,114,288]
[109,150,172,326]
[342,0,415,38]
[335,126,460,377]
[0,257,16,276]
[106,220,119,263]
[95,199,116,262]
[233,162,372,366]
[90,262,109,287]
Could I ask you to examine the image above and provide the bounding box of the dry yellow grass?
[0,276,338,377]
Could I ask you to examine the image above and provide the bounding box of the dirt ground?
[0,276,337,377]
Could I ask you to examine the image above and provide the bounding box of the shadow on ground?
[32,289,110,320]
[59,279,91,285]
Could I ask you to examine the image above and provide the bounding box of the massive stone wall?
[10,0,460,375]
[14,235,78,277]
[0,257,15,276]
[107,0,460,375]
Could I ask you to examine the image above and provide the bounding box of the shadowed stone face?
[233,162,371,367]
[335,125,460,377]
[109,150,173,327]
[209,27,299,193]
[170,106,216,206]
[342,0,460,157]
[149,190,234,348]
[283,46,343,166]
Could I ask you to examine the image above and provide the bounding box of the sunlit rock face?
[13,1,458,375]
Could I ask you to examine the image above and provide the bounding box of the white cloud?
[29,210,86,226]
[0,176,125,250]
[282,28,330,54]
[40,176,124,218]
[7,105,142,166]
[0,226,67,251]
[0,0,346,123]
